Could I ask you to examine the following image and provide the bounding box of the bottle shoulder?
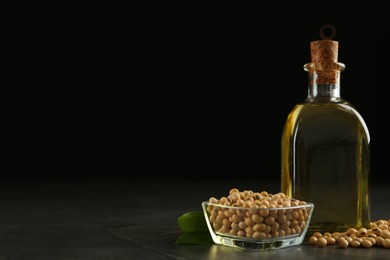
[303,97,350,105]
[292,99,358,113]
[289,102,364,118]
[285,101,370,138]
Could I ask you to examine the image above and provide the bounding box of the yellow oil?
[281,101,370,234]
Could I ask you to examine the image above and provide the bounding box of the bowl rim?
[202,200,314,211]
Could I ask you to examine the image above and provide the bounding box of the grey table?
[0,180,389,259]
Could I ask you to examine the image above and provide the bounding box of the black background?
[15,1,388,181]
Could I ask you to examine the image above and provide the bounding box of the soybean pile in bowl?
[202,188,314,250]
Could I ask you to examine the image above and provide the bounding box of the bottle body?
[281,99,370,233]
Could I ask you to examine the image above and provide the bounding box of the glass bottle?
[281,25,370,234]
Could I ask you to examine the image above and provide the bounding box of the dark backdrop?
[15,2,388,181]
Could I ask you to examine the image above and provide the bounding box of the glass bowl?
[201,200,314,250]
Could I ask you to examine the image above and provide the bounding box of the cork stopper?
[310,24,338,63]
[304,24,345,85]
[310,40,338,63]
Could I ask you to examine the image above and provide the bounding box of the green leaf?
[175,232,213,245]
[177,211,209,233]
[176,211,213,245]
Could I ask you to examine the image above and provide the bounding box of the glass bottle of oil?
[281,25,370,234]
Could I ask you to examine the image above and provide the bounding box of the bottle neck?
[304,62,345,102]
[307,70,341,101]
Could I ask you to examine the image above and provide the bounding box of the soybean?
[308,219,390,249]
[206,188,312,240]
